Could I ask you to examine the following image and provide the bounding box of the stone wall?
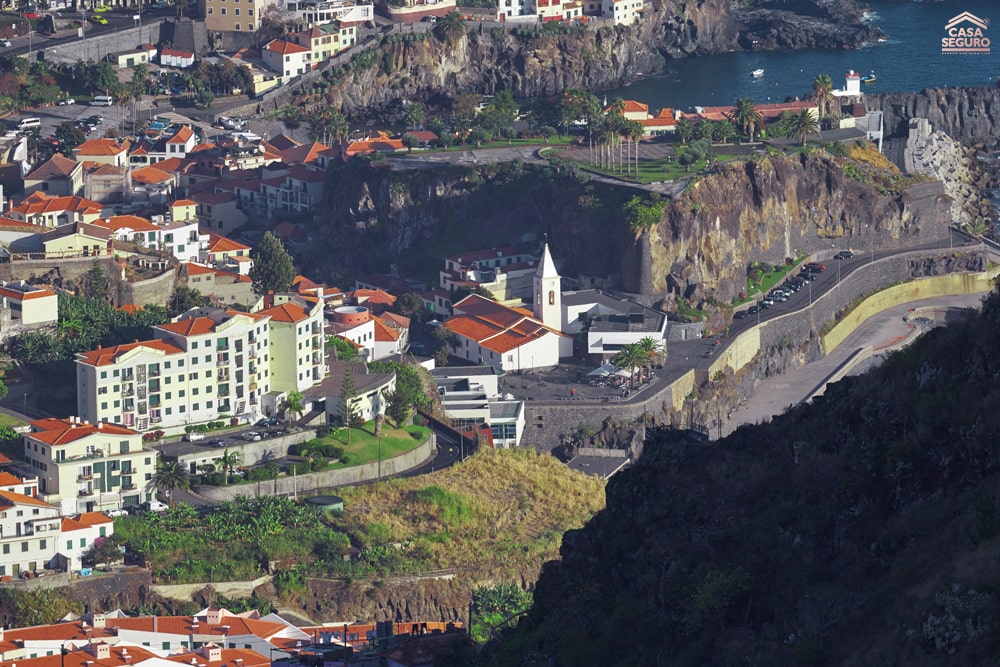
[124,267,177,308]
[194,436,435,501]
[41,21,166,65]
[3,256,119,286]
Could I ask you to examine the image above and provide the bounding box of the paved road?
[719,290,988,439]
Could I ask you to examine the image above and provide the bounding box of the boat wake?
[861,10,879,23]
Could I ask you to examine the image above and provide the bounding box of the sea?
[607,0,999,111]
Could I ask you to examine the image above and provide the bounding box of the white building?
[23,418,156,513]
[258,295,327,393]
[532,240,562,330]
[561,289,667,360]
[430,366,524,447]
[328,306,375,361]
[59,512,114,571]
[262,40,312,80]
[0,490,61,579]
[445,294,571,372]
[439,245,539,305]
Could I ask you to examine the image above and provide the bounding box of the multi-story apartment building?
[259,295,326,393]
[204,0,264,34]
[0,490,61,579]
[23,418,155,513]
[75,311,272,431]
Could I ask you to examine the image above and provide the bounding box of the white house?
[0,490,61,579]
[262,40,312,80]
[59,512,114,571]
[159,48,196,69]
[430,366,524,448]
[560,289,667,360]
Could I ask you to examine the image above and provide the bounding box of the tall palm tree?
[434,11,467,45]
[627,120,644,177]
[811,73,834,120]
[612,344,647,389]
[151,460,189,506]
[715,119,737,145]
[213,449,240,483]
[606,98,626,172]
[282,390,305,422]
[728,99,762,143]
[675,118,694,145]
[635,336,664,380]
[788,109,820,146]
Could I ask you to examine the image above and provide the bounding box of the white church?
[444,240,668,371]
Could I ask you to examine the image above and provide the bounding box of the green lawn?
[415,135,576,154]
[573,149,740,184]
[320,421,429,468]
[743,257,807,301]
[0,414,25,429]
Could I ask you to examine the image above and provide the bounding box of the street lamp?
[837,257,841,285]
[23,392,28,415]
[376,432,381,486]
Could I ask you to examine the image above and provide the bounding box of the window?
[66,540,72,550]
[234,8,238,14]
[40,539,46,549]
[79,538,85,548]
[3,544,9,554]
[21,542,28,552]
[100,371,107,379]
[220,7,225,13]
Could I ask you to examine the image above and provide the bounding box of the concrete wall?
[41,21,166,66]
[151,574,271,601]
[194,435,435,501]
[124,267,177,308]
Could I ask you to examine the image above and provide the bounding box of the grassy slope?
[331,448,606,577]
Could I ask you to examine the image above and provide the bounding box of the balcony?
[312,339,321,350]
[249,382,258,392]
[217,354,229,367]
[218,387,230,398]
[249,395,258,405]
[217,370,230,382]
[122,371,134,381]
[150,415,162,424]
[122,484,137,491]
[78,489,94,497]
[138,387,147,400]
[77,473,93,481]
[216,341,230,351]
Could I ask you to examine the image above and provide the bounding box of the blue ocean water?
[607,0,999,111]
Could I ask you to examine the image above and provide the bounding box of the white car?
[57,98,75,105]
[145,500,168,513]
[184,432,206,441]
[106,508,128,517]
[0,40,10,48]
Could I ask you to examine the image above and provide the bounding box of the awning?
[588,363,616,377]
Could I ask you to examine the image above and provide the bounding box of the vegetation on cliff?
[116,449,604,592]
[483,285,1000,666]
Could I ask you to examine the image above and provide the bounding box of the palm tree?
[715,119,737,145]
[729,99,762,143]
[606,98,626,172]
[612,344,647,389]
[635,336,664,381]
[434,11,467,45]
[282,390,305,422]
[213,449,240,483]
[811,73,834,120]
[675,118,694,146]
[788,109,820,146]
[627,120,644,177]
[151,460,189,506]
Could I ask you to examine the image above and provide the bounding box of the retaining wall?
[194,436,435,501]
[520,246,988,450]
[124,267,177,309]
[41,21,166,65]
[151,574,271,600]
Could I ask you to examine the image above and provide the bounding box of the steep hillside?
[482,286,1000,666]
[307,149,947,305]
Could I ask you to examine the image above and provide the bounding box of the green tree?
[623,195,665,233]
[151,460,190,505]
[83,262,110,301]
[0,378,9,403]
[213,449,240,483]
[612,344,647,388]
[811,73,834,120]
[715,118,737,144]
[54,121,86,152]
[249,231,295,295]
[382,388,410,426]
[434,11,467,45]
[340,371,358,446]
[327,335,359,361]
[728,98,762,142]
[282,390,304,422]
[788,108,820,146]
[392,292,424,318]
[167,286,204,316]
[402,133,419,153]
[85,535,123,570]
[675,118,694,145]
[403,102,425,130]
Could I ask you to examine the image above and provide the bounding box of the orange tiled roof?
[0,283,56,301]
[259,303,309,323]
[373,316,401,342]
[107,613,288,639]
[94,215,159,233]
[28,418,138,444]
[263,39,310,55]
[208,232,250,254]
[279,141,329,165]
[0,490,51,509]
[118,303,143,314]
[167,126,195,144]
[75,339,184,367]
[172,199,197,207]
[157,317,217,337]
[11,192,102,217]
[74,139,129,157]
[131,165,174,185]
[25,153,79,181]
[446,294,565,354]
[61,511,113,532]
[0,471,25,487]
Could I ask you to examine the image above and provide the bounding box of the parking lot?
[6,102,131,141]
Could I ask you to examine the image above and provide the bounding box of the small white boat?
[750,68,765,78]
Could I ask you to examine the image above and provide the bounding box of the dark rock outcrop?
[869,86,1000,150]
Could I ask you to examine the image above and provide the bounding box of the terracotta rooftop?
[74,139,129,157]
[61,511,113,532]
[75,339,184,367]
[11,192,102,217]
[25,153,79,181]
[0,489,53,509]
[156,317,218,337]
[263,39,310,55]
[208,232,250,254]
[259,302,310,323]
[94,215,159,233]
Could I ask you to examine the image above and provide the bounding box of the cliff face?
[308,152,948,306]
[636,151,948,302]
[870,86,1000,149]
[318,0,875,114]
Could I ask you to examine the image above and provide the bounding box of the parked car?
[805,262,826,271]
[242,431,262,442]
[87,115,104,125]
[834,250,854,260]
[94,5,111,11]
[89,14,108,24]
[57,98,75,105]
[734,310,749,320]
[144,500,168,513]
[184,432,205,441]
[106,508,128,517]
[0,40,10,48]
[21,11,40,18]
[747,305,760,315]
[768,292,788,302]
[798,272,818,281]
[421,15,437,22]
[255,417,279,427]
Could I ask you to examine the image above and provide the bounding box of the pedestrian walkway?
[720,291,988,438]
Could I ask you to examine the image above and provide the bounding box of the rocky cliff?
[308,149,948,308]
[870,86,1000,150]
[309,0,877,115]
